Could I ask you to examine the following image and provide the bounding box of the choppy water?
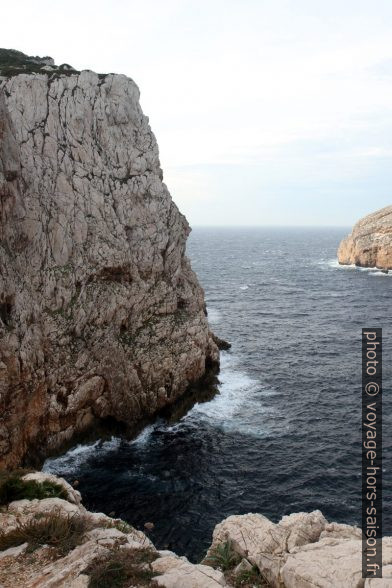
[44,227,392,561]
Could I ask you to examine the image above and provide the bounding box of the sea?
[43,227,392,562]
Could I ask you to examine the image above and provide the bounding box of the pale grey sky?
[3,0,392,225]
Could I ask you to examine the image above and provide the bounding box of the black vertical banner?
[362,328,382,579]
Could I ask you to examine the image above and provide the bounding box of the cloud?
[2,0,392,224]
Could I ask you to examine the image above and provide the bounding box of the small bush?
[203,540,241,571]
[0,472,68,505]
[0,510,88,555]
[85,547,158,587]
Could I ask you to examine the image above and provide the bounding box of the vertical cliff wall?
[0,50,218,468]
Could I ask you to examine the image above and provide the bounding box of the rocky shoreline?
[0,470,390,587]
[338,205,392,270]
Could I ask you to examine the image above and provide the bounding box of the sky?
[2,0,392,226]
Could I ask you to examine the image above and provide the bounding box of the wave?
[43,353,282,475]
[321,259,392,275]
[43,437,121,476]
[206,307,221,323]
[129,424,155,447]
[184,354,280,438]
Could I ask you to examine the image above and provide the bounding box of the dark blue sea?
[43,227,392,561]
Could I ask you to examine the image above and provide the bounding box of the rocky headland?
[338,205,392,269]
[0,470,390,587]
[1,49,385,588]
[0,49,219,469]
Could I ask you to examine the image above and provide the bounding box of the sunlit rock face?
[0,50,218,468]
[338,205,392,270]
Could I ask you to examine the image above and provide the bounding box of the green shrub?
[0,509,88,554]
[85,547,158,587]
[0,472,68,505]
[203,540,241,571]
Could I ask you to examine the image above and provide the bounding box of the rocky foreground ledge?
[0,472,390,587]
[338,205,392,270]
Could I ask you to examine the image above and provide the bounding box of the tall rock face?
[0,50,218,468]
[338,205,392,269]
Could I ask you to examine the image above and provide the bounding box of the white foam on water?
[206,307,221,324]
[319,259,356,270]
[185,354,279,437]
[43,437,121,476]
[240,285,249,290]
[43,356,282,473]
[129,424,155,446]
[357,265,392,275]
[370,271,392,277]
[322,259,392,275]
[187,355,257,421]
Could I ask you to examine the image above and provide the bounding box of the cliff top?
[0,48,79,78]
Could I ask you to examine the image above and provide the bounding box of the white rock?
[282,537,392,587]
[320,522,362,541]
[281,538,362,587]
[24,540,109,587]
[0,542,28,558]
[278,510,327,551]
[365,564,392,586]
[152,555,228,587]
[8,497,80,517]
[233,557,253,575]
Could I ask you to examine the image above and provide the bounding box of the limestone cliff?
[338,205,392,269]
[0,50,218,468]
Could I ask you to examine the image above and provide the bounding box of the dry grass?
[85,546,158,588]
[0,510,89,555]
[228,565,270,587]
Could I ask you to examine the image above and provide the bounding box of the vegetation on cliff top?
[0,470,68,505]
[0,48,79,78]
[203,540,269,587]
[0,509,89,555]
[85,546,159,587]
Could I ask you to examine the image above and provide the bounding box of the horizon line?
[190,224,351,229]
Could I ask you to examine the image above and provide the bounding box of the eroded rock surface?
[0,50,218,468]
[207,511,389,587]
[1,472,391,587]
[338,205,392,269]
